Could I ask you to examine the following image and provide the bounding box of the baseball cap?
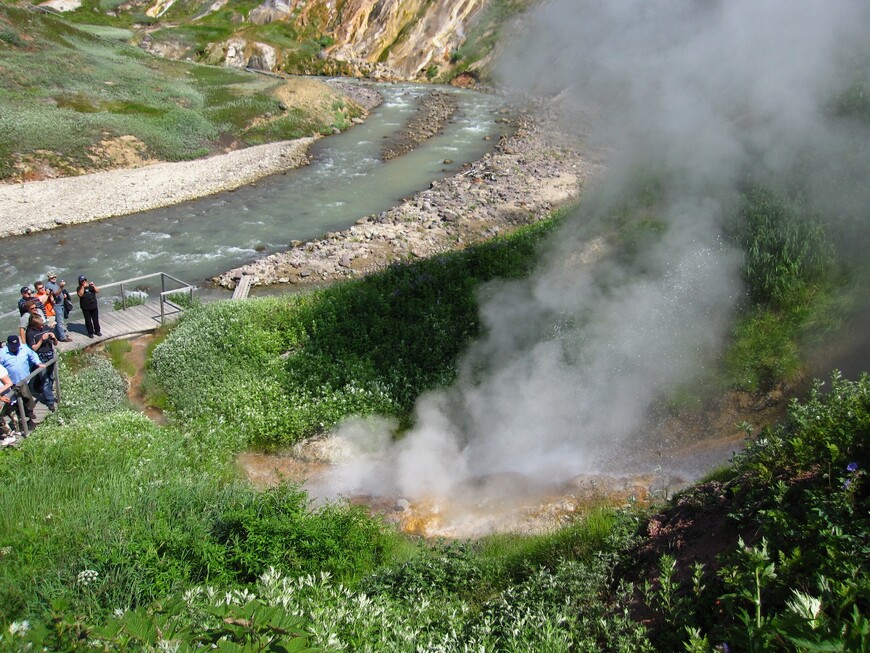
[6,335,20,348]
[20,287,31,294]
[78,275,87,283]
[47,272,57,279]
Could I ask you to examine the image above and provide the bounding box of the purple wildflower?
[846,462,859,473]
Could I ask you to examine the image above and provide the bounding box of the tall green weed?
[724,187,843,390]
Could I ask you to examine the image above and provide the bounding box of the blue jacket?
[0,345,42,384]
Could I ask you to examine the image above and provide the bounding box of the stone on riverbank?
[216,109,601,289]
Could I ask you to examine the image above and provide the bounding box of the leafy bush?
[55,352,128,420]
[150,220,556,446]
[638,373,870,651]
[724,187,843,390]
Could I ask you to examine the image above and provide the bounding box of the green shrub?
[638,373,870,651]
[724,187,843,390]
[150,220,556,446]
[735,188,834,311]
[113,294,147,311]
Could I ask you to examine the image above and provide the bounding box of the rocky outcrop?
[216,109,599,289]
[222,38,279,71]
[320,0,486,79]
[194,0,486,80]
[381,91,458,160]
[37,0,81,12]
[248,0,292,25]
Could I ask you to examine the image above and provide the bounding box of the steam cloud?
[311,0,870,503]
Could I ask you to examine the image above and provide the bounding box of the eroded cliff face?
[153,0,488,80]
[316,0,485,79]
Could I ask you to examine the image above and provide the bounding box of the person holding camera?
[44,272,72,342]
[77,275,102,338]
[25,314,59,411]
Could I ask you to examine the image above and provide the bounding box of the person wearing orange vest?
[33,281,56,328]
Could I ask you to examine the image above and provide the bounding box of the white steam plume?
[311,0,870,503]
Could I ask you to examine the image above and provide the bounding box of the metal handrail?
[2,271,196,323]
[1,356,59,438]
[106,272,195,322]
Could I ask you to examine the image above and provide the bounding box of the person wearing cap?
[43,273,72,342]
[17,287,43,316]
[76,275,102,338]
[0,335,43,431]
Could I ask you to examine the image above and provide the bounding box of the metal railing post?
[53,358,60,405]
[16,394,27,437]
[161,274,167,324]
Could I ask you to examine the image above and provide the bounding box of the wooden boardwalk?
[2,272,195,444]
[58,299,184,353]
[23,300,184,429]
[231,274,253,300]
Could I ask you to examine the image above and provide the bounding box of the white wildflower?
[8,621,30,636]
[77,569,99,586]
[157,640,181,653]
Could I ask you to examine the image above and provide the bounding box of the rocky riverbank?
[216,109,600,290]
[382,90,458,160]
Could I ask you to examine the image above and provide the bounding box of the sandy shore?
[0,138,316,239]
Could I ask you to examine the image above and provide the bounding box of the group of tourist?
[1,273,101,441]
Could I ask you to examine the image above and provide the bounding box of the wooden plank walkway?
[231,274,253,300]
[3,273,195,445]
[24,300,184,428]
[57,299,184,353]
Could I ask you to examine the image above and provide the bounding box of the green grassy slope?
[0,200,866,649]
[0,5,347,180]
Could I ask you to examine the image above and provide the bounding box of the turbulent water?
[0,83,508,333]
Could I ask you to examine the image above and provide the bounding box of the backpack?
[62,291,74,319]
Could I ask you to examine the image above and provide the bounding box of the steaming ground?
[263,0,870,534]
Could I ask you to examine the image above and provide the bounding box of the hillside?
[0,4,362,182]
[1,0,868,650]
[34,0,535,82]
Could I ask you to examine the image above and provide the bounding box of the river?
[0,83,508,334]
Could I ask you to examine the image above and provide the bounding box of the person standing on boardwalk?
[17,287,43,316]
[33,280,57,331]
[44,273,72,342]
[0,335,44,431]
[25,314,58,412]
[18,299,45,343]
[77,275,101,338]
